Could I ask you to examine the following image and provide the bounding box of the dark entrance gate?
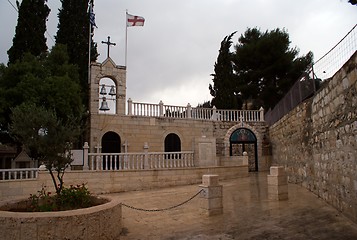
[164,133,181,159]
[101,131,121,170]
[101,131,121,153]
[229,128,258,172]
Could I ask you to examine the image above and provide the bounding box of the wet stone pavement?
[108,172,357,240]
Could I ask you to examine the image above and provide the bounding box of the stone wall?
[90,115,270,169]
[269,52,357,222]
[0,166,248,201]
[90,115,214,153]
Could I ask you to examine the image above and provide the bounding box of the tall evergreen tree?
[209,28,312,111]
[209,32,240,109]
[233,28,313,110]
[56,0,98,107]
[0,45,83,138]
[7,0,50,64]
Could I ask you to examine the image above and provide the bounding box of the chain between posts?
[121,189,204,212]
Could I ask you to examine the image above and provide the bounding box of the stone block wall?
[0,166,248,202]
[269,52,357,222]
[90,115,214,153]
[91,115,270,169]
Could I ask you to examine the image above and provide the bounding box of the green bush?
[28,184,92,212]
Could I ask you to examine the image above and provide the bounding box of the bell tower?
[89,57,126,115]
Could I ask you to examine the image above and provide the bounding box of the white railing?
[131,102,161,117]
[87,151,194,171]
[0,168,38,181]
[127,98,264,122]
[147,152,194,169]
[214,109,262,122]
[88,152,145,170]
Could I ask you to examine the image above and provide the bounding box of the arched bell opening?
[99,77,116,114]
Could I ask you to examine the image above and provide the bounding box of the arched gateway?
[230,128,258,172]
[101,131,121,153]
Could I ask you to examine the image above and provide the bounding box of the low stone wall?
[0,197,121,240]
[0,166,248,201]
[219,156,245,166]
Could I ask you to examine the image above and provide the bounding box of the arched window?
[101,131,121,153]
[164,133,181,152]
[230,128,257,143]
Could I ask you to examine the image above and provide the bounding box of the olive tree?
[10,103,81,195]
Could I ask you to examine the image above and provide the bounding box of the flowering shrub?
[29,184,92,212]
[57,184,92,210]
[29,186,53,212]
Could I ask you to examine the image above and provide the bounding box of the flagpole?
[88,22,91,84]
[125,9,128,67]
[87,1,92,84]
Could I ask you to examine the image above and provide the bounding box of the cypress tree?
[209,32,240,109]
[56,0,98,107]
[7,0,50,64]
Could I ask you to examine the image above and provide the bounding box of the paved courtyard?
[109,172,357,240]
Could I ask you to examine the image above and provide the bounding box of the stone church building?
[88,57,271,172]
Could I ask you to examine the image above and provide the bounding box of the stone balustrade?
[127,99,264,122]
[88,151,194,171]
[0,168,38,181]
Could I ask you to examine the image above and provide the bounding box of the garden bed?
[0,196,122,240]
[0,195,108,212]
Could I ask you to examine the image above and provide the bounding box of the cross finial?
[101,36,116,58]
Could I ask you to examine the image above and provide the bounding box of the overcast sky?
[1,0,356,107]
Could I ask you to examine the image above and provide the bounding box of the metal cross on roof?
[101,36,116,58]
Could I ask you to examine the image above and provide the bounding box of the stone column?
[159,100,164,117]
[259,106,264,121]
[242,151,248,165]
[83,142,89,170]
[212,106,217,121]
[199,175,223,216]
[187,103,192,119]
[267,166,288,200]
[143,142,149,169]
[127,98,133,115]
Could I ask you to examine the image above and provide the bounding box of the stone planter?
[0,196,122,240]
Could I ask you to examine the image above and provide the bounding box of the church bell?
[100,84,107,95]
[99,97,110,111]
[108,85,116,96]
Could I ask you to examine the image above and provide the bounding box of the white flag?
[126,13,145,27]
